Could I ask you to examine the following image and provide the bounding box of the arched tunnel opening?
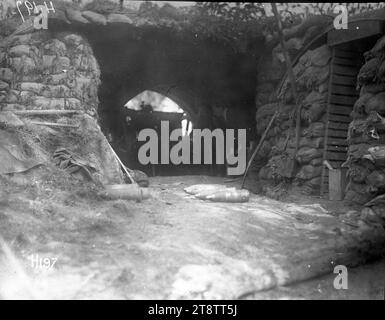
[49,20,260,177]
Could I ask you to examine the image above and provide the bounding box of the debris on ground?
[184,184,250,203]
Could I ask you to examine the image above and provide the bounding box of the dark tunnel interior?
[50,21,261,176]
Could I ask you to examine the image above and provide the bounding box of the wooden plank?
[327,129,348,138]
[328,20,383,46]
[327,137,348,146]
[328,121,349,130]
[326,152,348,161]
[334,48,361,58]
[333,56,361,67]
[332,65,359,76]
[330,105,353,116]
[327,145,348,152]
[331,85,359,96]
[327,114,351,123]
[331,74,357,86]
[330,95,357,106]
[29,121,79,128]
[13,110,80,116]
[323,160,345,172]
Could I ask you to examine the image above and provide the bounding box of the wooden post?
[106,140,136,185]
[271,3,301,155]
[241,111,278,188]
[13,110,79,116]
[320,47,335,197]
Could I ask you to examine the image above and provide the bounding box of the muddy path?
[0,174,384,299]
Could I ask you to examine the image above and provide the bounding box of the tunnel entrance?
[118,90,198,176]
[49,18,260,178]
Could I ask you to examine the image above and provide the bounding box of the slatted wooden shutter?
[320,46,362,196]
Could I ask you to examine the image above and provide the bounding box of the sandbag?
[357,57,381,86]
[367,145,385,166]
[296,164,322,180]
[303,177,322,192]
[255,103,279,121]
[348,118,373,140]
[344,189,373,204]
[366,170,385,190]
[360,83,385,95]
[301,103,326,123]
[302,122,325,138]
[289,136,324,149]
[258,165,273,180]
[365,92,385,114]
[303,91,328,105]
[310,157,323,166]
[352,93,374,116]
[347,143,371,161]
[296,147,323,164]
[266,153,295,180]
[348,163,374,183]
[297,65,329,90]
[0,130,42,174]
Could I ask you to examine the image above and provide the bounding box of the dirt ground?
[0,171,385,300]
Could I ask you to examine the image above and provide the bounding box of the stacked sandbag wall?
[0,31,123,184]
[256,45,331,194]
[344,35,385,207]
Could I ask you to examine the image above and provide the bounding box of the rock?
[107,14,133,24]
[0,80,9,91]
[82,11,107,25]
[9,44,31,57]
[65,8,90,24]
[0,68,13,83]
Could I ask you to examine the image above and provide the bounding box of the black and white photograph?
[0,0,385,305]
